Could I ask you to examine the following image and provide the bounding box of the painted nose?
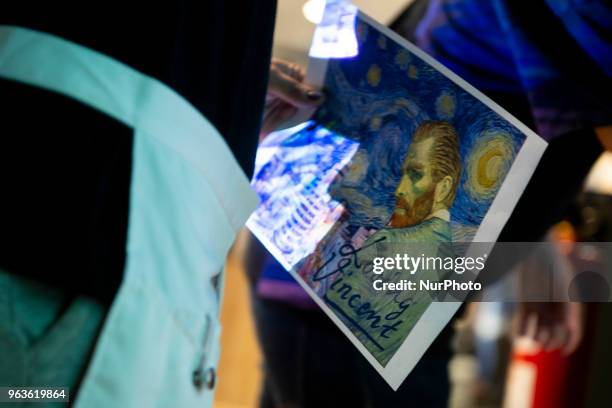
[395,176,410,197]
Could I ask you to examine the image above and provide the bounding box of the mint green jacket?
[0,26,258,407]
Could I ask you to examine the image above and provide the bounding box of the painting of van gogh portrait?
[247,13,545,389]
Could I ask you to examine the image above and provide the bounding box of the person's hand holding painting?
[261,59,325,139]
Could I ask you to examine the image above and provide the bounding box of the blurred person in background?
[246,0,611,407]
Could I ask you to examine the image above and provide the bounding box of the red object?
[508,344,569,408]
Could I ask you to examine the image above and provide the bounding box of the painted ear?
[435,176,453,205]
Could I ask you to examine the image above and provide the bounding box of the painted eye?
[409,169,423,181]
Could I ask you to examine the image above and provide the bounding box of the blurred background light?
[584,152,612,195]
[302,0,326,24]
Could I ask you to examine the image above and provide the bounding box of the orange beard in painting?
[388,187,436,228]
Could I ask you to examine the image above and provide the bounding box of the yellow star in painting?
[436,92,456,119]
[370,116,382,130]
[367,64,381,87]
[466,132,514,200]
[395,49,410,69]
[408,65,418,79]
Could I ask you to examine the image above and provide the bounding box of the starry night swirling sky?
[311,16,526,237]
